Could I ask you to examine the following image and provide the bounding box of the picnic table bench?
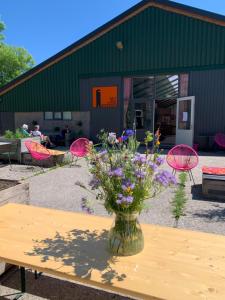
[0,203,225,300]
[202,166,225,200]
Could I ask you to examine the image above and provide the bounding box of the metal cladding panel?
[189,68,225,139]
[1,6,225,111]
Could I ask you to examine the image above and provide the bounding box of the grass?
[171,172,188,227]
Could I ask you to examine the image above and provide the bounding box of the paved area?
[0,152,225,299]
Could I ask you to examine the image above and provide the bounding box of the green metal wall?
[1,6,225,112]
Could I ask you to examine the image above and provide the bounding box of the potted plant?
[79,129,176,256]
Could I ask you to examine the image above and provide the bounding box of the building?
[1,0,225,148]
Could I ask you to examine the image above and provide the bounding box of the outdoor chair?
[69,138,90,166]
[166,144,199,184]
[25,140,51,170]
[215,133,225,149]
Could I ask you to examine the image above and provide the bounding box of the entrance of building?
[124,74,194,146]
[176,96,195,146]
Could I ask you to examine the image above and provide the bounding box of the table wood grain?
[0,203,225,300]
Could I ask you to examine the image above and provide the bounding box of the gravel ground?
[0,152,225,299]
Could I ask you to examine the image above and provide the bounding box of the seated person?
[61,125,71,137]
[20,124,30,137]
[31,125,55,148]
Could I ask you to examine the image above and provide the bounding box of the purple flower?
[81,197,94,214]
[154,170,177,186]
[156,156,164,166]
[108,168,124,178]
[121,135,128,141]
[125,129,134,137]
[121,129,134,141]
[135,169,146,179]
[116,194,134,205]
[122,180,135,191]
[89,176,100,189]
[133,153,147,165]
[125,195,134,203]
[148,161,157,171]
[99,150,107,156]
[98,150,108,162]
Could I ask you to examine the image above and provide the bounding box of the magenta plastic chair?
[25,140,51,169]
[215,133,225,149]
[166,144,199,183]
[69,138,90,166]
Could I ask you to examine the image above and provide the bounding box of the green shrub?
[4,128,28,139]
[171,172,188,226]
[4,130,14,139]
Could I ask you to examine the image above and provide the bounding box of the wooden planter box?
[0,179,29,275]
[0,137,40,163]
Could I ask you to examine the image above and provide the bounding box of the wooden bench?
[202,166,225,200]
[0,203,225,299]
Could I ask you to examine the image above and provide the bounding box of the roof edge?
[1,0,225,97]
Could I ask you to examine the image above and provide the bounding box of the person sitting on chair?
[31,125,55,148]
[20,124,30,137]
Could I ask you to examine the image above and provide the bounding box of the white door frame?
[176,96,195,146]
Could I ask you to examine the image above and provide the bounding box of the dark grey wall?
[80,77,123,140]
[0,112,15,134]
[189,69,225,148]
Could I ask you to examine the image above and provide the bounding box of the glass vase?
[108,212,144,256]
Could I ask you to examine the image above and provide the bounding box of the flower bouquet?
[82,129,176,256]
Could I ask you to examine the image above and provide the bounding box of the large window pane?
[54,112,62,120]
[44,112,53,120]
[63,112,72,120]
[178,100,191,130]
[92,86,118,108]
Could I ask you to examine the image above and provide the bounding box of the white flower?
[108,132,117,144]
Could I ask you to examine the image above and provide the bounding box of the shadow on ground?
[191,184,225,203]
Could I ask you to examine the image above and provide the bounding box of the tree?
[0,21,35,87]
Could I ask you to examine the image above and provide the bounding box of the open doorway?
[154,75,178,147]
[124,74,180,144]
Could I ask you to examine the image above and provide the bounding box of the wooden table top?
[0,203,225,300]
[0,142,11,146]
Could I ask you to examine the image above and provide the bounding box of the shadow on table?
[0,267,130,300]
[26,229,126,286]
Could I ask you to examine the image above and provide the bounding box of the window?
[63,111,72,120]
[92,86,118,108]
[44,112,72,120]
[135,103,146,129]
[178,100,191,130]
[44,112,53,120]
[54,112,62,120]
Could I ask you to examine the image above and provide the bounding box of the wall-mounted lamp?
[116,41,124,50]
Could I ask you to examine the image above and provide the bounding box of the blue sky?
[1,0,225,64]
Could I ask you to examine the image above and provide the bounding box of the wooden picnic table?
[0,142,12,151]
[0,203,225,299]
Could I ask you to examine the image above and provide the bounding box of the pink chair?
[166,144,199,183]
[69,138,90,166]
[215,133,225,149]
[25,140,51,169]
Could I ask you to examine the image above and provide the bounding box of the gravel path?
[25,152,225,236]
[1,152,225,299]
